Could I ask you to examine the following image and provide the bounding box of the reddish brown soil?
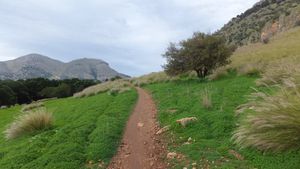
[107,88,167,169]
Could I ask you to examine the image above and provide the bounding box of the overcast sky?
[0,0,258,76]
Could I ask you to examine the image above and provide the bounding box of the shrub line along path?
[108,87,166,169]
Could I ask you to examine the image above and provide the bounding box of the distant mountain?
[0,54,129,81]
[217,0,300,46]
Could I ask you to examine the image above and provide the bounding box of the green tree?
[163,33,234,78]
[40,83,71,98]
[54,83,72,98]
[0,85,16,106]
[1,80,31,104]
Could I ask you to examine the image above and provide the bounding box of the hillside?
[229,27,300,76]
[0,54,129,81]
[217,0,300,46]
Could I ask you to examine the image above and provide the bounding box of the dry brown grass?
[21,102,44,112]
[208,66,229,80]
[202,88,212,109]
[4,109,53,140]
[131,72,179,86]
[229,27,300,76]
[256,56,300,86]
[73,79,132,98]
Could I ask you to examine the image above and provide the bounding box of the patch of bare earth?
[107,87,167,169]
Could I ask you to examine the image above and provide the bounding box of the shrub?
[233,85,300,152]
[295,20,300,27]
[202,88,212,109]
[261,32,270,44]
[163,33,234,78]
[4,109,53,140]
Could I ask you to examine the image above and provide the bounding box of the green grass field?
[0,90,137,169]
[145,74,300,169]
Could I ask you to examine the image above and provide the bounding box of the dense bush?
[0,85,16,106]
[40,83,72,98]
[163,33,234,78]
[1,80,31,104]
[0,78,98,106]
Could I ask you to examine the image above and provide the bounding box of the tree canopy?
[163,33,234,78]
[0,78,99,106]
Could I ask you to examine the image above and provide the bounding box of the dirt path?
[107,87,166,169]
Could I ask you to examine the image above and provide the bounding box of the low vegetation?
[0,89,137,169]
[131,71,180,86]
[201,88,212,109]
[73,79,131,98]
[256,56,300,86]
[21,102,45,112]
[208,66,229,81]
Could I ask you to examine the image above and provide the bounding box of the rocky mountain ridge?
[217,0,300,46]
[0,54,129,81]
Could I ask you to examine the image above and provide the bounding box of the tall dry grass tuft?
[233,84,300,152]
[202,88,212,109]
[4,109,53,140]
[73,79,131,98]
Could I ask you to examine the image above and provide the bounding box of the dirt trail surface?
[107,87,166,169]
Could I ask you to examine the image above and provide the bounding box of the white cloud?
[0,0,258,76]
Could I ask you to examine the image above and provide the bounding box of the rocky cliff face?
[217,0,300,46]
[0,54,129,81]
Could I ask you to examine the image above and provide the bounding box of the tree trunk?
[203,67,208,77]
[195,69,204,78]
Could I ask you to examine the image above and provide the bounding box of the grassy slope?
[230,27,300,73]
[0,90,137,169]
[146,75,300,169]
